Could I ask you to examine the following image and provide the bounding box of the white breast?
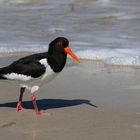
[39,58,56,81]
[39,58,48,67]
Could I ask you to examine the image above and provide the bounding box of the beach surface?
[1,55,140,140]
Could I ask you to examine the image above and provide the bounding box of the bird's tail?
[0,68,7,79]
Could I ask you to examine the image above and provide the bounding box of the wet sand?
[1,56,140,140]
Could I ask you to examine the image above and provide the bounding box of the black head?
[48,37,80,72]
[48,37,69,55]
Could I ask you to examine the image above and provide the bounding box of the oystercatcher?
[0,37,80,115]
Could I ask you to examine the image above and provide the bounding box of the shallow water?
[0,0,140,66]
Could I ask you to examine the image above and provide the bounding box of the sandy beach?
[1,56,140,140]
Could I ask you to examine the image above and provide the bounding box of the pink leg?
[16,87,26,112]
[31,93,43,115]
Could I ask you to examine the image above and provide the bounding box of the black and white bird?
[0,37,80,115]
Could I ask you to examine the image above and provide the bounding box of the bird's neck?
[48,53,67,72]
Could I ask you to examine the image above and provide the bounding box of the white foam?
[75,47,140,66]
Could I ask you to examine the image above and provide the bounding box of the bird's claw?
[16,101,26,112]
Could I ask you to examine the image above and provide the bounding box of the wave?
[75,47,140,67]
[0,42,140,67]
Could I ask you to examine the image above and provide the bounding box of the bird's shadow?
[0,99,97,110]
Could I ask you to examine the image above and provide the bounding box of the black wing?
[0,52,48,78]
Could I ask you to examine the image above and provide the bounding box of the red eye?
[57,41,63,46]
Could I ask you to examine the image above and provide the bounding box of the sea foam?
[75,47,140,66]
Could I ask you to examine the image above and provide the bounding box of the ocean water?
[0,0,140,66]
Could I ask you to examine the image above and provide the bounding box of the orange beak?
[64,47,81,63]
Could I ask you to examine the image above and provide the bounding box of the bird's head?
[48,37,81,63]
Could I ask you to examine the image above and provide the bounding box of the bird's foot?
[35,110,45,116]
[16,101,26,112]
